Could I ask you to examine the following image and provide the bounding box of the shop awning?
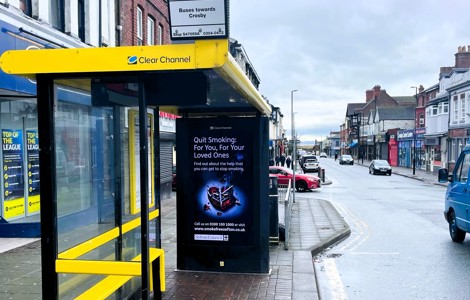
[348,141,358,148]
[0,39,271,116]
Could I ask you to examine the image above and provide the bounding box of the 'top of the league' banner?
[2,129,25,220]
[26,130,40,214]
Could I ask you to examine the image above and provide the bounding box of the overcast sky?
[229,0,470,143]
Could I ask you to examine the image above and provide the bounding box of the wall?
[120,0,170,46]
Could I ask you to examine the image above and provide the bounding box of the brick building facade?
[120,0,171,46]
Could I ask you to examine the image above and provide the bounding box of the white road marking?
[331,202,371,252]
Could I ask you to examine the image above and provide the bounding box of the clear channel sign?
[169,0,228,40]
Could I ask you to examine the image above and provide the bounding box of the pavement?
[0,160,444,300]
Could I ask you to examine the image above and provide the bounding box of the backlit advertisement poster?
[2,129,25,220]
[26,130,40,214]
[188,121,253,246]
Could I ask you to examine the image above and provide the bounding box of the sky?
[229,0,470,143]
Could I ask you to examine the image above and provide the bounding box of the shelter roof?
[0,39,271,116]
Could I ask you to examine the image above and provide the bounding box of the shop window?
[0,98,39,222]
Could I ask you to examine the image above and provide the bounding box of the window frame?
[137,7,143,45]
[158,24,163,45]
[147,16,155,45]
[453,95,459,122]
[50,0,65,31]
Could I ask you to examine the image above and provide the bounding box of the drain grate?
[327,253,342,258]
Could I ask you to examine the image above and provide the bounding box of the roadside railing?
[278,180,293,250]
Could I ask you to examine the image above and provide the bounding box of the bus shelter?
[0,39,271,299]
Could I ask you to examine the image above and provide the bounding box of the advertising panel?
[26,130,40,214]
[2,129,25,220]
[177,116,270,273]
[189,121,252,246]
[169,0,228,40]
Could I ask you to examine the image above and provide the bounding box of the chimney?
[439,66,453,78]
[455,45,470,68]
[366,89,374,102]
[373,85,381,98]
[419,85,424,93]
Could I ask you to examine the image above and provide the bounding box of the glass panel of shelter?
[52,78,156,298]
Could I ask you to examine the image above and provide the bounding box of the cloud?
[230,0,470,141]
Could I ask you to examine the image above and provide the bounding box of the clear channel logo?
[127,55,191,65]
[128,56,138,65]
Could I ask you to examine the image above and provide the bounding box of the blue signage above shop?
[397,128,426,141]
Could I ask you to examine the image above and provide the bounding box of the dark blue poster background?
[2,129,24,200]
[189,121,253,246]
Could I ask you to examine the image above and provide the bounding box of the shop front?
[0,16,81,236]
[366,136,374,160]
[416,128,426,171]
[397,129,413,168]
[397,128,425,170]
[375,133,387,161]
[448,128,468,166]
[424,134,445,172]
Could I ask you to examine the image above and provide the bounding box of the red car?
[269,166,321,192]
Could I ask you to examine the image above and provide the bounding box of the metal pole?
[411,86,418,175]
[291,90,297,203]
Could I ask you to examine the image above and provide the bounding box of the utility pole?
[411,86,418,175]
[291,90,297,202]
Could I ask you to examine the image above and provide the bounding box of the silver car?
[302,158,319,173]
[339,154,354,165]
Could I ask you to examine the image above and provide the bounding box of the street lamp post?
[411,86,418,175]
[291,90,297,203]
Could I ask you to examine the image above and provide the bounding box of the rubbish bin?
[268,175,279,244]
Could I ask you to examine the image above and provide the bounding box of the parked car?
[339,154,354,165]
[302,158,319,173]
[299,154,317,169]
[439,143,470,242]
[269,166,321,192]
[320,152,328,158]
[369,159,392,175]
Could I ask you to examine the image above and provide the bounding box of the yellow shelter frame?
[0,38,271,299]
